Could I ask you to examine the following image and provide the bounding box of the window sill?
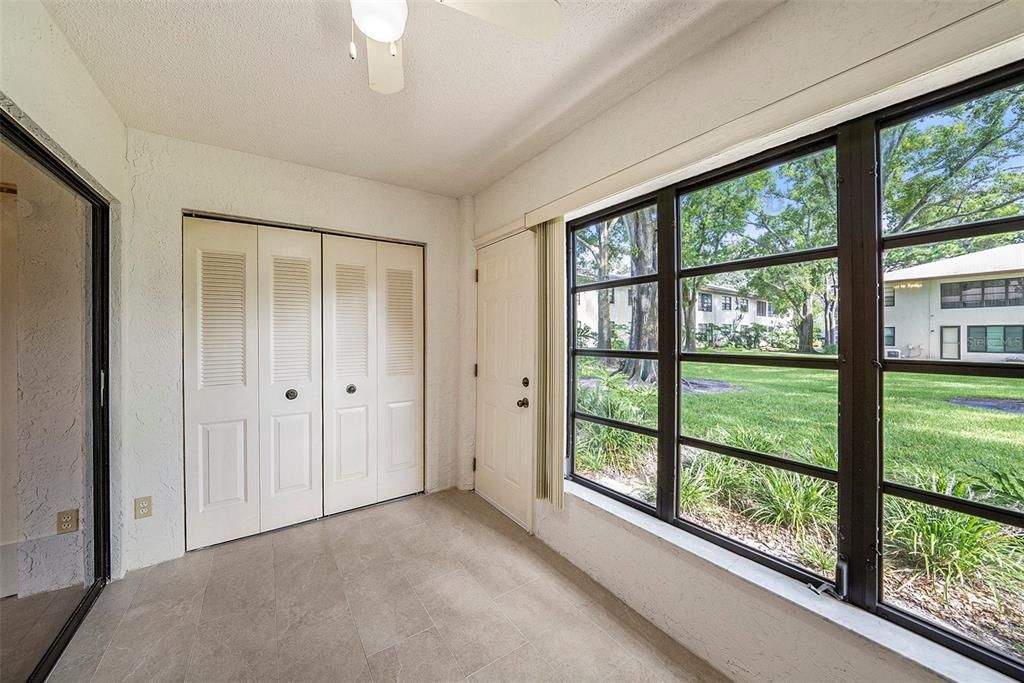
[560,480,1012,683]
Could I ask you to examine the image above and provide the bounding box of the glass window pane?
[881,83,1024,235]
[678,446,837,578]
[575,356,657,429]
[575,283,657,351]
[882,496,1024,659]
[681,363,838,468]
[679,147,837,268]
[884,234,1024,362]
[574,204,656,285]
[681,259,839,357]
[883,373,1024,512]
[574,420,657,505]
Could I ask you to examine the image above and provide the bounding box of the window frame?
[967,324,1024,353]
[941,277,1024,309]
[883,326,895,347]
[567,59,1024,679]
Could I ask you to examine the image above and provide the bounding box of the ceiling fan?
[348,0,563,94]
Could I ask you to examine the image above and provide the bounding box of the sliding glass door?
[1,113,109,683]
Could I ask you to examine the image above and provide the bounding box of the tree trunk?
[597,221,611,349]
[621,209,657,381]
[681,285,698,352]
[797,298,815,352]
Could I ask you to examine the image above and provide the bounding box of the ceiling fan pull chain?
[349,18,358,60]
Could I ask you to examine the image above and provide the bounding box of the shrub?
[884,473,1024,597]
[746,467,835,533]
[970,466,1024,511]
[677,457,720,515]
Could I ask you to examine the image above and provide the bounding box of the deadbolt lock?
[521,377,529,387]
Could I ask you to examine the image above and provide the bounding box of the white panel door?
[322,235,379,514]
[183,218,260,550]
[257,226,323,531]
[377,242,424,502]
[475,231,536,529]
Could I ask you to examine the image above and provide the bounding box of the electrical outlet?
[57,509,79,534]
[134,496,152,519]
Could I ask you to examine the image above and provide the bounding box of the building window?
[941,278,1024,308]
[570,70,1024,677]
[738,297,749,312]
[721,295,732,311]
[967,325,1024,353]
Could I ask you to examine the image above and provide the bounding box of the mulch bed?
[949,397,1024,414]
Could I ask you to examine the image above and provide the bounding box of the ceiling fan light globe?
[350,0,408,44]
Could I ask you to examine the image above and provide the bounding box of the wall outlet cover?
[134,496,153,519]
[57,509,79,534]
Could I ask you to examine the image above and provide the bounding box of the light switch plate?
[57,509,79,534]
[134,496,152,519]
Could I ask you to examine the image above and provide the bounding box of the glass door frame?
[1,109,111,683]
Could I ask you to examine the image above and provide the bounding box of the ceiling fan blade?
[366,38,404,94]
[438,0,562,41]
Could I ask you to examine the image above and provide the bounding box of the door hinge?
[472,457,476,472]
[473,363,478,377]
[474,269,479,283]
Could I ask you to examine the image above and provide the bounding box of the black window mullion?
[656,188,679,523]
[837,116,881,610]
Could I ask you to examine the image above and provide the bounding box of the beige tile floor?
[49,490,728,682]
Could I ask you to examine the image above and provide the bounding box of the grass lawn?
[681,362,1023,504]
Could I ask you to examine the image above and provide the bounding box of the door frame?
[940,325,961,360]
[473,229,539,532]
[1,110,111,683]
[180,211,427,544]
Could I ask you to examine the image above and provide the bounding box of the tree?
[620,206,657,381]
[881,84,1024,270]
[678,174,767,351]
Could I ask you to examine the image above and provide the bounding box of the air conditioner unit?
[883,347,902,359]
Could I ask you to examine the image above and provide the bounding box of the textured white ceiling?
[43,0,778,197]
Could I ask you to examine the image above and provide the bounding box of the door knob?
[516,398,529,408]
[285,389,298,400]
[346,384,357,394]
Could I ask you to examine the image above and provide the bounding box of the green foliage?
[745,467,835,533]
[971,466,1024,511]
[881,85,1024,237]
[885,490,1024,595]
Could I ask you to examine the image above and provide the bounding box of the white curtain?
[535,217,566,508]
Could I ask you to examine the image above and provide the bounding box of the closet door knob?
[285,389,298,400]
[346,384,357,394]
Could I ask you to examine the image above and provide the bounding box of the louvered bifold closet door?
[183,218,260,550]
[322,235,379,514]
[377,242,424,501]
[257,226,324,531]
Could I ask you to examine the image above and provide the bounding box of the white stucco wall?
[0,0,127,201]
[536,486,1009,683]
[885,275,1024,362]
[118,129,462,572]
[6,148,91,595]
[473,0,1024,238]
